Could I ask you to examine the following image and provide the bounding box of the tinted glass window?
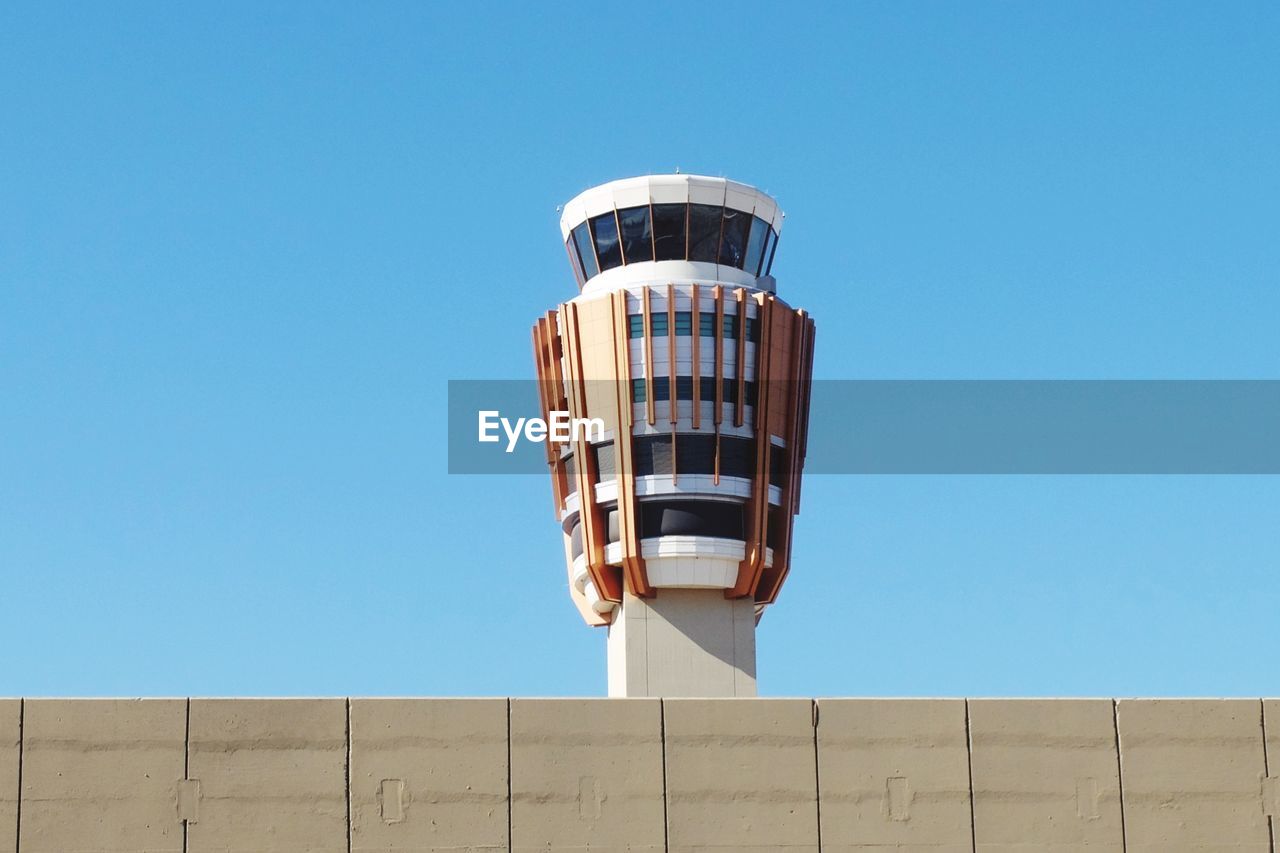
[570,522,583,559]
[746,316,759,343]
[640,500,744,540]
[723,378,738,406]
[700,376,717,400]
[744,216,769,275]
[631,379,646,403]
[618,205,653,264]
[629,315,644,338]
[566,238,585,285]
[632,435,756,478]
[634,435,674,476]
[572,223,598,279]
[675,376,694,400]
[652,203,687,261]
[674,311,692,335]
[763,229,779,275]
[650,313,668,336]
[590,212,622,271]
[595,442,617,480]
[699,313,716,336]
[688,204,723,263]
[652,376,670,402]
[769,446,786,487]
[719,436,757,478]
[718,208,750,268]
[675,434,717,473]
[723,314,738,339]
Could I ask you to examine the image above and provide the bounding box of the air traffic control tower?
[532,175,816,697]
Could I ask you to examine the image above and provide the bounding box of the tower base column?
[606,589,758,697]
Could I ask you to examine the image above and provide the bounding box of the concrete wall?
[0,698,1274,851]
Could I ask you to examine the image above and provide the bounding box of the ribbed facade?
[533,176,815,626]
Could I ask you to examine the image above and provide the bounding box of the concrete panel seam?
[345,697,352,853]
[176,780,200,824]
[182,696,190,853]
[506,697,513,853]
[660,698,670,853]
[14,698,22,853]
[1260,699,1275,853]
[811,699,822,853]
[1112,699,1128,853]
[964,698,976,853]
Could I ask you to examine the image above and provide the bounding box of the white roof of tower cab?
[559,174,783,241]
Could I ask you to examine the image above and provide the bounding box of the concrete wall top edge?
[5,695,1279,700]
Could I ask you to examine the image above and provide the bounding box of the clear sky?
[2,1,1277,697]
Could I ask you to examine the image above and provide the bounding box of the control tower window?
[617,206,653,264]
[763,228,779,275]
[568,204,779,283]
[571,223,598,280]
[687,204,723,263]
[744,216,769,276]
[639,500,745,540]
[719,208,750,268]
[565,238,585,285]
[652,203,687,261]
[590,212,623,271]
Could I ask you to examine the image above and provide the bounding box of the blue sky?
[1,1,1276,697]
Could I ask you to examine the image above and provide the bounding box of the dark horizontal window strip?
[633,434,758,479]
[639,499,744,540]
[626,311,753,339]
[722,379,759,406]
[630,376,757,406]
[569,203,777,285]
